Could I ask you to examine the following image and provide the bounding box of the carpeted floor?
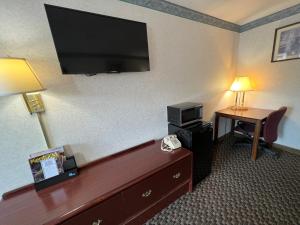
[145,136,300,225]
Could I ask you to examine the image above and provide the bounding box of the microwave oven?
[167,102,203,127]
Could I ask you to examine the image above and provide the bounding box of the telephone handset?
[161,135,182,152]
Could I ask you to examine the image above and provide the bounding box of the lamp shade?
[230,76,253,92]
[0,58,44,97]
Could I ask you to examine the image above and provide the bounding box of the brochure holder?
[34,156,78,191]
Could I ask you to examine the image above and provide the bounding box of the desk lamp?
[0,58,50,147]
[230,76,253,110]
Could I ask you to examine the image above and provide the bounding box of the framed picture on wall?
[271,22,300,62]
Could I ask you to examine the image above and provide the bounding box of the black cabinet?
[168,122,213,186]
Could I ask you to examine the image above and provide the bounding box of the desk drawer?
[61,194,124,225]
[123,156,191,216]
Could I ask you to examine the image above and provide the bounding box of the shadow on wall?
[64,144,88,166]
[0,95,22,114]
[205,91,233,122]
[277,107,291,139]
[29,58,80,95]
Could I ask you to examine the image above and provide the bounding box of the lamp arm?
[37,112,50,149]
[23,93,50,148]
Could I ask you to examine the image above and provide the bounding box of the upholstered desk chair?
[234,106,287,158]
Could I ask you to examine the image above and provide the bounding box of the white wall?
[237,14,300,150]
[0,0,238,196]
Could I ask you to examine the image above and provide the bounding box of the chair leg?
[261,143,280,159]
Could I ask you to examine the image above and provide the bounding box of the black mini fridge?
[168,122,213,186]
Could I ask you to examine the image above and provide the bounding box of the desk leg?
[252,120,262,160]
[214,114,220,144]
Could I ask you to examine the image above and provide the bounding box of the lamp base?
[230,106,248,111]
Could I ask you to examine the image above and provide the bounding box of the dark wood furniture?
[214,107,274,160]
[0,140,192,225]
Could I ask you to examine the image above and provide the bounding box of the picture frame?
[271,22,300,62]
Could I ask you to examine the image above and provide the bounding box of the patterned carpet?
[145,136,300,225]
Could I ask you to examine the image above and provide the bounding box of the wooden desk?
[214,107,274,160]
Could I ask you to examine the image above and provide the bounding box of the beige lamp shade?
[230,76,253,92]
[0,58,44,97]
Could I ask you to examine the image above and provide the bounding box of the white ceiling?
[167,0,300,24]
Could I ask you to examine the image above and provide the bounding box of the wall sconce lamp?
[229,76,253,110]
[0,58,50,148]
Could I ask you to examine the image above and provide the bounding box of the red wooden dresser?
[0,140,193,225]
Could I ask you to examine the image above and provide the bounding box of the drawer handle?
[92,219,102,225]
[142,189,152,198]
[173,172,181,179]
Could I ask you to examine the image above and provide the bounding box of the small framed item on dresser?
[29,146,78,191]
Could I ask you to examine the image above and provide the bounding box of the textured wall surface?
[237,14,300,149]
[0,0,237,196]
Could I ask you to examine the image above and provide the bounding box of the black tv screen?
[45,4,150,74]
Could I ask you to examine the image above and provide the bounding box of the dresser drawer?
[61,194,124,225]
[123,156,191,216]
[162,156,192,188]
[125,182,190,225]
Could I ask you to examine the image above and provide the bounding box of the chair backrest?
[263,106,287,143]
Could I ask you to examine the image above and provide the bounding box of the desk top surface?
[216,107,275,120]
[0,140,191,225]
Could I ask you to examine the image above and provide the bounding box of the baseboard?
[216,133,300,156]
[273,143,300,156]
[215,133,231,143]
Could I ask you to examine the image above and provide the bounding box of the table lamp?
[229,76,253,110]
[0,58,50,147]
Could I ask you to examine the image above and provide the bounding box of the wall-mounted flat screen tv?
[45,4,150,75]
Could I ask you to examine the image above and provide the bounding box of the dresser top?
[0,140,191,225]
